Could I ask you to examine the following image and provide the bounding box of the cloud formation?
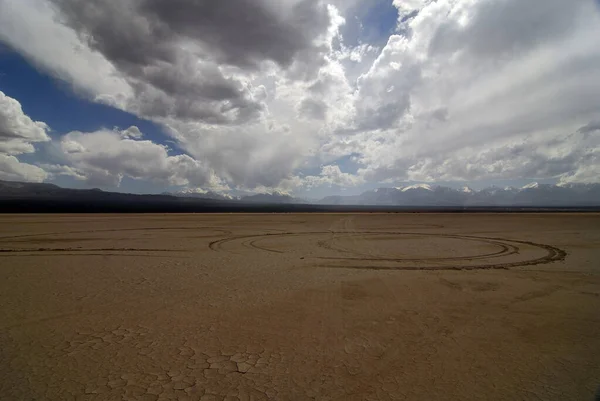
[0,0,599,192]
[335,0,600,185]
[43,0,337,124]
[0,91,50,181]
[57,127,221,188]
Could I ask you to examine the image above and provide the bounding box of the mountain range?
[166,182,600,206]
[2,179,600,208]
[163,188,307,204]
[316,183,600,206]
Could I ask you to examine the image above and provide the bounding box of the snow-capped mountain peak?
[401,184,433,192]
[169,188,236,200]
[521,182,540,189]
[316,183,600,206]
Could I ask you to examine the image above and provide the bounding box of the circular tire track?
[317,232,518,261]
[209,231,566,271]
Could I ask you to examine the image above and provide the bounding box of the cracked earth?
[1,213,599,400]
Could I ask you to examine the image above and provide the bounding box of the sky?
[0,0,599,198]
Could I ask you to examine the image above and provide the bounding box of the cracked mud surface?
[1,213,599,400]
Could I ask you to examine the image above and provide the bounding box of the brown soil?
[1,213,599,400]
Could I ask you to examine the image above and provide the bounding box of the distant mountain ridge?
[0,180,310,206]
[2,179,600,207]
[164,189,306,204]
[317,183,600,206]
[239,191,306,204]
[163,189,238,201]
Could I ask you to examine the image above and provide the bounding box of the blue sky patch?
[342,0,399,46]
[0,50,166,145]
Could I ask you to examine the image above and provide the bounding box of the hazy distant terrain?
[317,183,600,206]
[167,182,600,207]
[2,180,600,213]
[0,213,599,400]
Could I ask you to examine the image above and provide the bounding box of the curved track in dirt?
[0,227,231,256]
[209,231,566,271]
[0,227,233,241]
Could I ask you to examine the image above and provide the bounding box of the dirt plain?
[0,213,599,401]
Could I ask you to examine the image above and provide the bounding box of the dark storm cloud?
[141,0,330,68]
[53,0,330,68]
[126,56,265,124]
[50,0,332,124]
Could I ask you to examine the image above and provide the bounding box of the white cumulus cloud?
[0,91,50,182]
[57,127,223,189]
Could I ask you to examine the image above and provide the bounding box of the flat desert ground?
[1,213,599,401]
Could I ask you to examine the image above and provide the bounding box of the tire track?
[209,232,325,252]
[317,234,518,261]
[0,248,175,253]
[0,227,232,242]
[208,230,566,271]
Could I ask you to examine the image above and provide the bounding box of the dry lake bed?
[0,213,599,400]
